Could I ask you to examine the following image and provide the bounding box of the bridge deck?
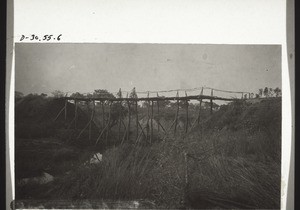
[64,95,238,102]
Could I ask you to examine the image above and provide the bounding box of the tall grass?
[47,143,157,200]
[41,114,281,208]
[16,98,281,209]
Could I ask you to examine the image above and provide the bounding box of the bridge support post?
[118,101,122,143]
[64,99,68,121]
[150,100,154,143]
[135,100,139,141]
[197,87,203,125]
[120,115,127,145]
[210,89,213,115]
[117,89,122,144]
[74,100,78,130]
[105,101,112,145]
[137,119,147,140]
[89,100,95,141]
[157,93,160,134]
[77,100,94,140]
[127,100,131,141]
[174,91,179,135]
[101,101,105,129]
[146,92,150,142]
[185,100,189,133]
[184,152,188,185]
[185,92,189,133]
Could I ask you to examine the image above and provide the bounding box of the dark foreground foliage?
[15,97,281,209]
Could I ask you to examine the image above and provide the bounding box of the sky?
[15,43,281,98]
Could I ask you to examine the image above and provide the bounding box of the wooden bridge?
[53,86,251,146]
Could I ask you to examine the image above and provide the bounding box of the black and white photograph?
[7,0,293,209]
[14,43,282,209]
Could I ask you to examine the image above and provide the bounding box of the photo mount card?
[7,0,294,209]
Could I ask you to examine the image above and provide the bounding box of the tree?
[93,89,115,99]
[263,87,269,98]
[70,92,85,98]
[143,96,171,109]
[212,102,220,110]
[51,90,65,98]
[128,87,138,113]
[15,91,24,99]
[129,87,137,99]
[158,99,171,108]
[203,101,211,110]
[40,93,47,98]
[258,89,263,98]
[117,88,123,98]
[274,87,281,97]
[269,88,274,97]
[255,94,260,98]
[169,100,186,109]
[93,89,125,128]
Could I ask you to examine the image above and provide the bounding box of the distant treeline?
[241,87,281,99]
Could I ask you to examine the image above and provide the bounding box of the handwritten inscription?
[19,34,62,42]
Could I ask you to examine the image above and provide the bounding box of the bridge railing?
[53,86,250,146]
[63,86,251,101]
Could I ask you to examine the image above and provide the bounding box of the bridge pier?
[74,100,78,130]
[185,92,189,133]
[135,100,139,141]
[146,92,150,142]
[197,87,203,125]
[101,101,105,129]
[127,100,131,141]
[64,99,68,121]
[157,93,160,134]
[77,100,94,140]
[150,100,154,143]
[105,101,112,144]
[210,89,214,115]
[174,91,179,135]
[89,100,95,141]
[118,101,122,143]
